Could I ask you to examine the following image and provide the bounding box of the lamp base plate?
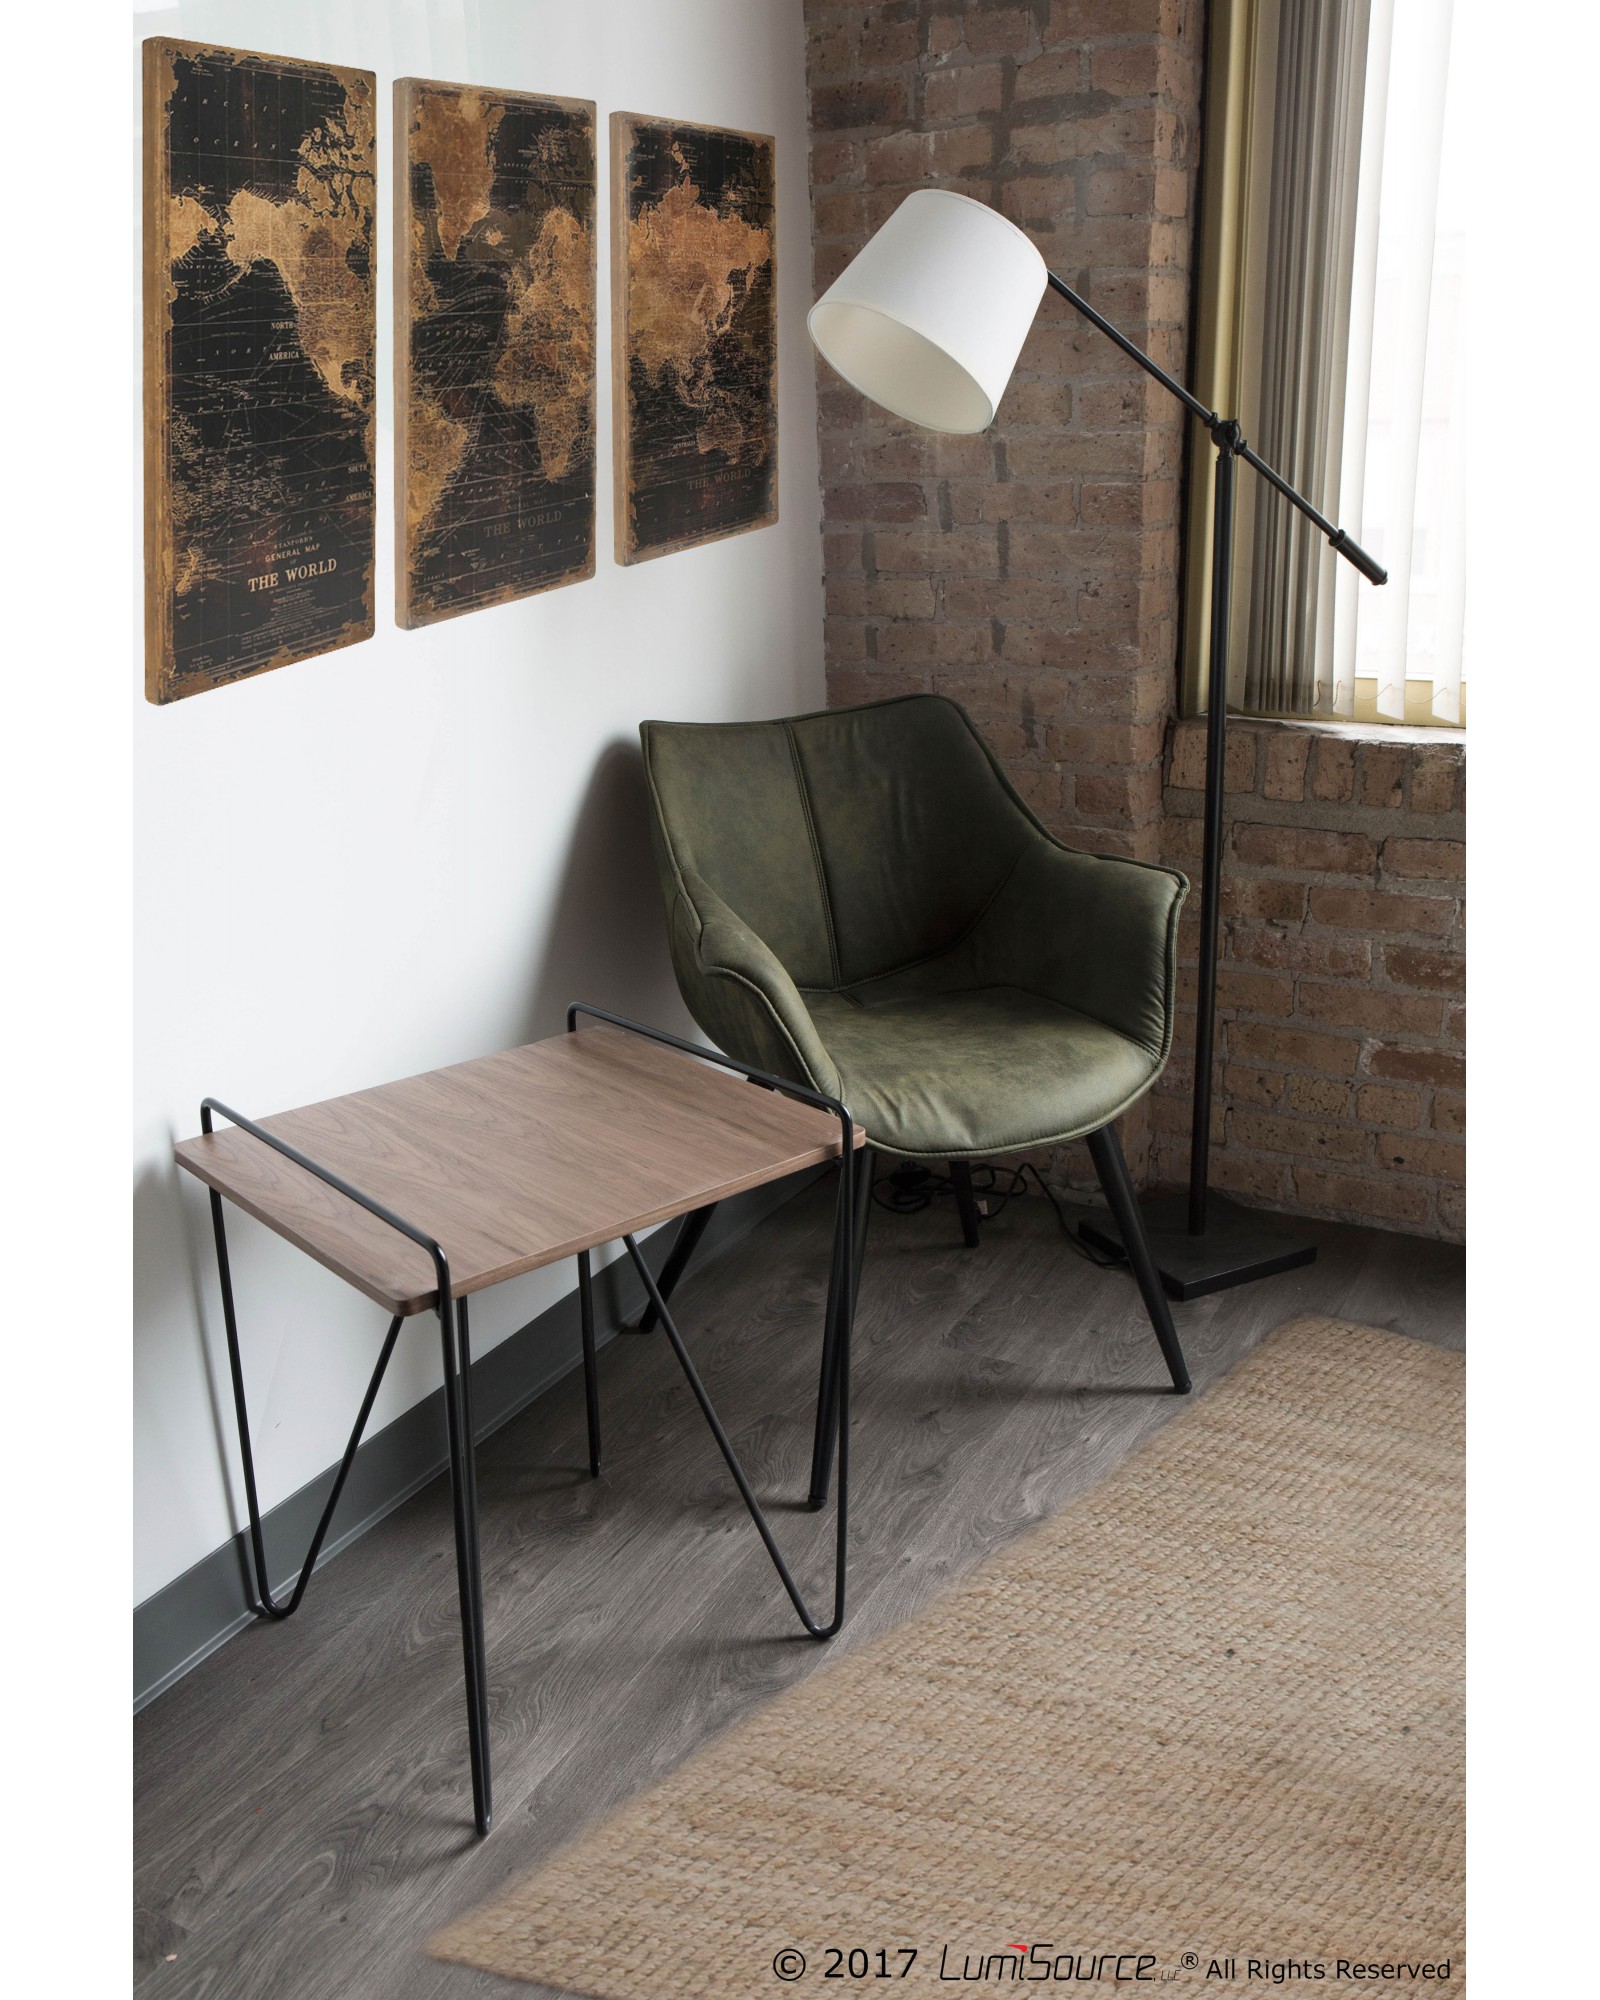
[1078,1192,1317,1302]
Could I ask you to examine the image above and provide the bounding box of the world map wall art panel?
[611,113,777,565]
[396,80,598,627]
[142,39,377,704]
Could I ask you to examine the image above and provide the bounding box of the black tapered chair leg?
[950,1159,982,1248]
[1085,1124,1192,1394]
[808,1147,875,1509]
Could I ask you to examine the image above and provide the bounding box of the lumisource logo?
[935,1946,1167,1982]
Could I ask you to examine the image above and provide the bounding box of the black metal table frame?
[197,1004,862,1838]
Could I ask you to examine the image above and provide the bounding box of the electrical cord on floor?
[871,1159,1126,1268]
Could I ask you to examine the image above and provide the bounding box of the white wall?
[132,0,821,1606]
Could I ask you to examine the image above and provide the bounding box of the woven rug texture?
[430,1315,1465,1998]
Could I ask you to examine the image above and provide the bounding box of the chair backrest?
[641,695,1036,991]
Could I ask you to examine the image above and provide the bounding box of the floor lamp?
[808,189,1387,1299]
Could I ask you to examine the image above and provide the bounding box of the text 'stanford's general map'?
[143,39,377,703]
[612,114,777,565]
[396,81,598,626]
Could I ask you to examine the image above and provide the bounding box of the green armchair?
[638,693,1192,1494]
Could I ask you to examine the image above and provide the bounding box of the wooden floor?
[134,1175,1464,1999]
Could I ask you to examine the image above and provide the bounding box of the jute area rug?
[431,1316,1464,1998]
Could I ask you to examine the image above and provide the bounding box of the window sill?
[1201,710,1467,750]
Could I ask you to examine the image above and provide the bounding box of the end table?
[174,1007,868,1835]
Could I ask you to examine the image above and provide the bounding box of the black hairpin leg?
[451,1298,492,1830]
[808,1145,876,1510]
[620,1152,856,1641]
[577,1249,602,1475]
[201,1097,493,1838]
[634,1201,717,1333]
[210,1189,405,1620]
[950,1159,983,1248]
[1086,1124,1192,1395]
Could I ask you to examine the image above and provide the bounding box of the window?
[1182,0,1466,730]
[1338,0,1465,725]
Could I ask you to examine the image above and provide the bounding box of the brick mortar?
[1158,717,1465,1243]
[1165,792,1466,842]
[807,0,1205,899]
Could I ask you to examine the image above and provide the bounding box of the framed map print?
[611,113,777,564]
[396,80,597,627]
[142,39,377,704]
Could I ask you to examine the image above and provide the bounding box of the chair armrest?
[664,869,842,1100]
[974,837,1188,1062]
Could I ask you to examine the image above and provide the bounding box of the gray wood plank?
[134,1177,1463,2000]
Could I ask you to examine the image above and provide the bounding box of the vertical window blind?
[1183,0,1465,730]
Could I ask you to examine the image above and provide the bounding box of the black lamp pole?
[1040,270,1389,1298]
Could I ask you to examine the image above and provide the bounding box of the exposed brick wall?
[1157,720,1466,1241]
[804,0,1204,1182]
[801,3,1466,1242]
[806,0,1205,876]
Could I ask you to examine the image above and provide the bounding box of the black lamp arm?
[1043,270,1386,585]
[1234,436,1388,584]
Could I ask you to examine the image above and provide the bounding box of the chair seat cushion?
[802,984,1160,1158]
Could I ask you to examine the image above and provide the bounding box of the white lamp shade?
[807,189,1048,433]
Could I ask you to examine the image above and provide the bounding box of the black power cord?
[872,1160,1125,1268]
